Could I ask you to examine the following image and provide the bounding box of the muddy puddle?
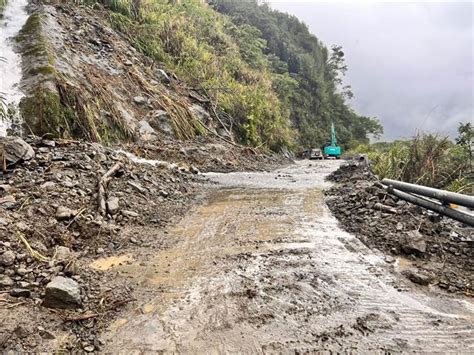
[89,255,134,271]
[101,160,474,352]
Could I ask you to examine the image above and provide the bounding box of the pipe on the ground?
[381,178,474,209]
[385,186,474,227]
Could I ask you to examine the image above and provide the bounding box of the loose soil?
[325,163,473,296]
[2,156,473,352]
[99,161,473,352]
[0,135,286,352]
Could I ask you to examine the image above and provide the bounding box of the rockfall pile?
[0,136,204,351]
[325,163,473,295]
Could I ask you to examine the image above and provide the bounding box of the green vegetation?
[101,0,294,149]
[352,125,473,193]
[95,0,380,150]
[0,0,6,14]
[210,0,383,149]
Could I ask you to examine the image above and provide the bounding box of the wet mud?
[101,160,474,352]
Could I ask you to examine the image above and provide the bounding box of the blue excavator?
[322,122,342,159]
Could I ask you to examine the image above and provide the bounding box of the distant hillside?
[210,0,383,149]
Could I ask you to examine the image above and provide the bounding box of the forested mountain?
[210,0,383,149]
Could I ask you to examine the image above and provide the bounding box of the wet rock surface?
[325,162,473,295]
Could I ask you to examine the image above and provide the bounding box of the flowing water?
[99,160,474,352]
[0,0,28,136]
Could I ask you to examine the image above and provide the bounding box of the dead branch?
[66,207,87,229]
[63,311,99,322]
[98,162,123,216]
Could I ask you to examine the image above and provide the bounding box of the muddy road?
[101,160,473,352]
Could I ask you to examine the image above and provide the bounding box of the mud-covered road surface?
[101,160,474,352]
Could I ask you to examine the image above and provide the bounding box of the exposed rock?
[41,181,56,190]
[147,110,174,136]
[402,269,433,286]
[0,275,14,287]
[16,267,29,276]
[15,221,29,232]
[106,196,120,215]
[0,195,16,208]
[43,276,81,309]
[122,210,139,218]
[154,68,171,84]
[0,137,35,164]
[401,230,426,255]
[55,246,72,261]
[83,345,95,352]
[133,96,147,105]
[138,120,156,140]
[56,206,75,220]
[38,328,56,340]
[0,184,12,192]
[189,104,212,127]
[14,326,29,339]
[0,250,16,266]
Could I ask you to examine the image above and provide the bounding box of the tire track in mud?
[101,161,474,353]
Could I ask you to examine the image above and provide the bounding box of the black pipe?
[381,178,474,209]
[385,186,474,227]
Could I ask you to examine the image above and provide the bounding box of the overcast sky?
[268,0,473,141]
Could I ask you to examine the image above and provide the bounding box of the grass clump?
[352,128,473,193]
[103,0,295,149]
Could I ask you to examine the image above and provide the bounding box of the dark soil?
[0,136,205,351]
[325,163,473,296]
[0,134,288,352]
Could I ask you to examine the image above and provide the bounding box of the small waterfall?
[0,0,29,136]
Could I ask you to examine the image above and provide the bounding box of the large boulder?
[400,230,426,255]
[0,137,35,164]
[43,276,81,309]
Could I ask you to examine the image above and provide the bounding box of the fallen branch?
[63,311,99,322]
[373,202,398,214]
[98,162,123,216]
[16,232,49,262]
[66,207,87,229]
[1,301,27,309]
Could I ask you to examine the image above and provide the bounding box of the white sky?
[267,0,474,140]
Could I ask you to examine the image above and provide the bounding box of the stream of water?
[0,0,29,136]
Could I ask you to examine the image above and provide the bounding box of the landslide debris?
[0,136,204,352]
[325,163,473,295]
